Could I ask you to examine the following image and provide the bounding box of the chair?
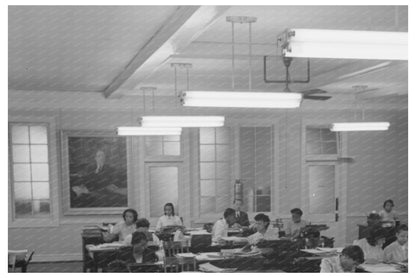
[8,250,35,272]
[163,241,189,257]
[164,257,181,272]
[178,256,197,272]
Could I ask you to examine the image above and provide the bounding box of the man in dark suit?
[233,199,250,227]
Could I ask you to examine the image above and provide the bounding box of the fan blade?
[301,88,328,95]
[303,95,332,101]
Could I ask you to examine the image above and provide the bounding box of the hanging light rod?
[330,122,390,132]
[281,29,408,60]
[140,116,225,127]
[181,91,302,108]
[117,127,182,136]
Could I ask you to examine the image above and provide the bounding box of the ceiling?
[8,5,408,107]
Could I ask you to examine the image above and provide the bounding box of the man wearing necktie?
[232,199,250,228]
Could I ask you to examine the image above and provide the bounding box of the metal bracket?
[226,16,257,24]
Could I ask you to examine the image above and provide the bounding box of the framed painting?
[61,130,130,215]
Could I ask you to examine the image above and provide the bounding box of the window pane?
[321,128,336,141]
[256,196,271,212]
[200,128,215,144]
[309,165,335,214]
[31,164,49,181]
[14,182,32,199]
[200,162,215,179]
[306,141,322,155]
[32,182,50,199]
[322,142,337,154]
[145,139,163,156]
[13,164,31,181]
[200,196,216,214]
[29,126,48,144]
[11,125,29,144]
[30,145,48,163]
[200,180,216,196]
[306,127,321,142]
[215,163,230,180]
[200,145,215,161]
[33,200,50,214]
[216,128,230,144]
[216,145,229,161]
[12,145,30,163]
[163,142,180,156]
[15,200,32,216]
[149,166,178,217]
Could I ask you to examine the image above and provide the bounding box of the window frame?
[8,115,59,227]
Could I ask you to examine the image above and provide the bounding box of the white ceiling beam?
[104,6,230,98]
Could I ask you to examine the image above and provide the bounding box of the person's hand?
[232,223,242,229]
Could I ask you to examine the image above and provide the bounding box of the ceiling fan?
[264,56,332,101]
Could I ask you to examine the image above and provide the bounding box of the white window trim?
[9,114,59,228]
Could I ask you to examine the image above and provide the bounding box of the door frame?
[301,121,348,246]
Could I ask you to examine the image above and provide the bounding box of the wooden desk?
[81,232,104,272]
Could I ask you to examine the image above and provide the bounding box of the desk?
[81,232,104,272]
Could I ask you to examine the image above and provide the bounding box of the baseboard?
[32,253,82,262]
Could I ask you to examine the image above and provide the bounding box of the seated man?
[232,199,250,228]
[320,245,365,273]
[123,218,160,247]
[285,208,308,239]
[383,224,408,263]
[211,208,237,245]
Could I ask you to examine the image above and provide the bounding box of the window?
[306,127,337,155]
[199,127,231,214]
[10,124,51,218]
[240,127,273,212]
[145,135,181,157]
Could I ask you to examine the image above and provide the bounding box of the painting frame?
[61,130,131,215]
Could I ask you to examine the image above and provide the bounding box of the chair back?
[163,257,180,272]
[163,241,189,257]
[178,256,197,272]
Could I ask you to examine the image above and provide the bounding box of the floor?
[9,261,84,273]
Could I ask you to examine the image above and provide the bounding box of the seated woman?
[353,226,386,264]
[123,218,160,247]
[104,208,138,242]
[320,245,365,273]
[383,224,408,263]
[379,199,399,227]
[246,213,279,245]
[155,203,183,232]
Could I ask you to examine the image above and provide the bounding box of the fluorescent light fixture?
[283,29,408,60]
[181,91,302,108]
[330,122,390,132]
[117,127,182,136]
[140,116,225,127]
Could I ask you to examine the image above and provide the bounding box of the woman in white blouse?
[247,213,279,245]
[155,203,183,231]
[353,226,386,264]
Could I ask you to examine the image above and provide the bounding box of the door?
[304,161,345,246]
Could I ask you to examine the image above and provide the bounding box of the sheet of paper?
[360,263,401,273]
[221,236,248,242]
[199,262,237,272]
